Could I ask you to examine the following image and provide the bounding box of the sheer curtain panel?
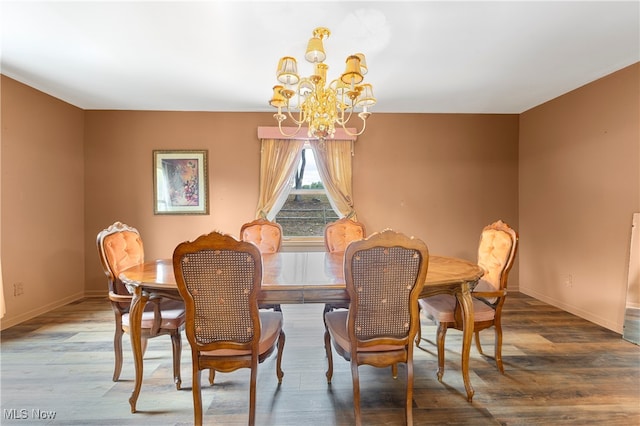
[310,139,357,220]
[255,139,305,220]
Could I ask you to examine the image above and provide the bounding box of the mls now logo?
[3,409,28,420]
[3,408,57,420]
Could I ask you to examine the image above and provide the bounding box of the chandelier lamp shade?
[269,27,376,140]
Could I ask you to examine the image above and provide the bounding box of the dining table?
[119,251,484,412]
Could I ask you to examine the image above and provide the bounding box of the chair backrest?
[324,218,366,253]
[173,231,262,352]
[477,220,519,292]
[240,219,283,254]
[96,221,145,297]
[344,229,429,348]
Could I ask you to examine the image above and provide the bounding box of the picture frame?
[153,150,209,215]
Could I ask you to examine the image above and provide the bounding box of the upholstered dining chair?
[323,217,367,314]
[173,231,285,426]
[96,221,184,388]
[240,218,283,254]
[323,229,429,426]
[417,220,519,378]
[324,217,366,253]
[240,218,284,312]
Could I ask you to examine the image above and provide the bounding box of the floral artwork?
[154,150,208,215]
[163,158,200,206]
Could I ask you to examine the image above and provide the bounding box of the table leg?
[128,287,149,413]
[456,282,475,402]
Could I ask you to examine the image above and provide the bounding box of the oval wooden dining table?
[120,251,484,412]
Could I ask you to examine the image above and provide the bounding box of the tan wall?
[83,110,519,296]
[1,76,85,328]
[519,63,640,333]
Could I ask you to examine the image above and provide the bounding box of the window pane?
[276,193,339,237]
[274,148,339,237]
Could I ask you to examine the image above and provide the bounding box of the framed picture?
[153,150,209,215]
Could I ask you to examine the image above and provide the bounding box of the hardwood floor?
[2,292,639,425]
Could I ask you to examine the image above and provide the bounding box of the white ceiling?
[1,1,638,114]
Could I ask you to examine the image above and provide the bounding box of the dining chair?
[324,217,366,253]
[240,218,283,254]
[417,219,519,377]
[323,229,429,426]
[173,230,285,426]
[240,218,284,312]
[323,217,367,314]
[96,221,184,388]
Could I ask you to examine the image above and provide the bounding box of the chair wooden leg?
[350,360,362,426]
[192,363,203,426]
[474,330,484,355]
[208,369,215,385]
[324,330,334,383]
[494,321,504,374]
[436,322,448,382]
[406,359,414,426]
[276,330,285,383]
[415,303,423,348]
[249,359,258,426]
[392,363,398,379]
[171,330,182,390]
[113,326,124,382]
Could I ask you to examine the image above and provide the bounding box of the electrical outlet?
[564,274,573,288]
[13,282,24,296]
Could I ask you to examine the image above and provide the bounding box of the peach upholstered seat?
[173,231,285,426]
[324,229,429,426]
[96,221,184,388]
[240,218,284,312]
[417,220,519,377]
[240,218,283,254]
[324,217,366,253]
[323,218,366,313]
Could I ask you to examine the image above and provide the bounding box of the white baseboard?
[1,292,85,331]
[519,286,622,334]
[84,290,106,298]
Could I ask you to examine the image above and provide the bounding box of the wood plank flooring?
[1,292,639,425]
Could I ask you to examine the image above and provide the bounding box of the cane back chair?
[173,231,285,426]
[323,229,429,426]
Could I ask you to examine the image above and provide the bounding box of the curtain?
[310,139,357,220]
[255,138,305,221]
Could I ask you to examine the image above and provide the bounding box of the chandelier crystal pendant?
[269,27,376,140]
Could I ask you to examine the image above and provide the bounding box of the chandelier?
[269,27,376,140]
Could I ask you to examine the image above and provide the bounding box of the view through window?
[275,148,339,237]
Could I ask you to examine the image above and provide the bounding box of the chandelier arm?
[336,90,360,126]
[283,92,307,126]
[276,117,304,137]
[335,107,355,126]
[340,112,368,136]
[284,106,306,126]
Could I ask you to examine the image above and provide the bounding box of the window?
[275,146,339,237]
[255,130,356,240]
